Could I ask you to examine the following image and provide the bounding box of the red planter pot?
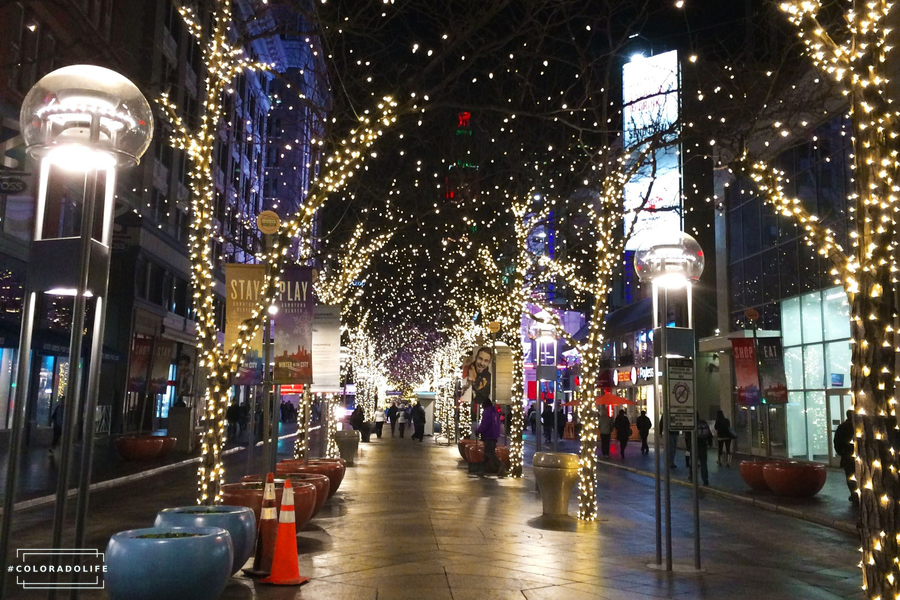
[458,439,478,460]
[277,459,345,498]
[243,473,329,518]
[157,436,177,458]
[464,442,509,472]
[496,445,511,469]
[739,460,772,492]
[116,435,165,461]
[762,460,827,499]
[221,481,317,530]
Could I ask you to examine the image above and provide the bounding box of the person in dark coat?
[614,409,631,459]
[556,407,566,440]
[636,410,652,454]
[833,410,858,504]
[541,404,555,443]
[50,399,65,457]
[349,405,364,430]
[412,403,427,441]
[388,403,399,436]
[527,405,536,435]
[226,401,240,438]
[474,397,507,477]
[714,409,735,467]
[686,414,713,485]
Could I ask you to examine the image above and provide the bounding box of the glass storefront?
[781,285,850,462]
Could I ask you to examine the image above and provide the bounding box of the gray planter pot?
[334,430,360,466]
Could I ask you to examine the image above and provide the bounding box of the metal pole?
[652,280,661,566]
[247,386,256,474]
[662,285,672,572]
[0,291,37,592]
[50,167,99,597]
[270,384,280,472]
[303,388,310,466]
[553,378,559,453]
[688,282,701,571]
[262,234,272,473]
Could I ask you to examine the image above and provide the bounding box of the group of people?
[527,404,568,443]
[350,402,427,441]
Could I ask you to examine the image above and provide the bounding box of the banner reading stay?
[225,264,266,385]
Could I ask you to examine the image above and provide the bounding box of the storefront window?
[805,391,828,461]
[803,344,825,389]
[784,346,803,390]
[822,288,850,340]
[0,349,16,429]
[801,291,823,344]
[786,392,807,459]
[782,297,801,346]
[825,341,851,388]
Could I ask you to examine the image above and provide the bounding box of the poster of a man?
[461,346,493,402]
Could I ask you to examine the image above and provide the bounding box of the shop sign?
[613,367,638,387]
[757,338,788,404]
[636,365,655,382]
[731,338,760,405]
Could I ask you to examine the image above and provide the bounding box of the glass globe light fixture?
[633,230,704,288]
[19,65,153,170]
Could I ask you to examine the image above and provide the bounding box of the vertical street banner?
[225,264,266,385]
[731,338,761,405]
[273,265,315,384]
[310,305,341,393]
[757,338,788,404]
[148,341,174,395]
[127,337,153,393]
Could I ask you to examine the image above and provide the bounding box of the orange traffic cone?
[260,479,308,586]
[243,473,279,577]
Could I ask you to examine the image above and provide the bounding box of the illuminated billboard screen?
[621,50,682,251]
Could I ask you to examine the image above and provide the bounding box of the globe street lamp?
[634,231,704,572]
[0,65,152,593]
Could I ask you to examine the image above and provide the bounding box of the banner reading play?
[731,338,760,405]
[225,264,266,385]
[274,266,315,384]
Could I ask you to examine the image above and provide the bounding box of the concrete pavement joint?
[0,429,303,517]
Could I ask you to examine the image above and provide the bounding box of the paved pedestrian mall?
[6,434,861,599]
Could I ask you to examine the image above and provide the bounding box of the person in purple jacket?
[474,397,507,478]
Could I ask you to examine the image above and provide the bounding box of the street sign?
[256,210,280,234]
[667,357,695,430]
[488,321,501,333]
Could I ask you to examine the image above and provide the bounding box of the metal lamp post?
[0,65,153,596]
[634,231,704,572]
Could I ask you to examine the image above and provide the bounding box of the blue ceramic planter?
[105,527,232,600]
[154,506,256,575]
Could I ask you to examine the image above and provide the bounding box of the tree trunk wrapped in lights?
[157,0,399,504]
[293,390,311,459]
[748,3,898,595]
[325,395,340,459]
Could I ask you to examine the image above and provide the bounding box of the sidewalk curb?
[594,459,859,535]
[0,429,305,517]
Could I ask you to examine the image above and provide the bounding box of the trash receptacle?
[334,430,360,466]
[532,452,580,516]
[168,406,195,453]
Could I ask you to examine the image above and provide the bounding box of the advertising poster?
[731,338,761,405]
[225,264,266,385]
[127,337,153,393]
[757,338,788,404]
[310,305,341,393]
[273,266,315,384]
[148,341,174,395]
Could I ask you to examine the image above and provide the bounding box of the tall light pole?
[0,65,152,596]
[634,231,704,572]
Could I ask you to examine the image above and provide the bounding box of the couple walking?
[599,409,633,459]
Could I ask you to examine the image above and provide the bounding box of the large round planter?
[739,460,773,492]
[106,527,232,600]
[465,442,485,464]
[458,439,478,460]
[496,445,511,469]
[360,422,374,443]
[334,430,360,465]
[278,459,346,498]
[157,436,177,458]
[221,481,317,530]
[532,452,580,516]
[243,472,330,517]
[115,435,165,461]
[154,506,255,575]
[763,460,827,498]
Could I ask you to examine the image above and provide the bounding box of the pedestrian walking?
[686,414,713,485]
[614,409,631,459]
[473,397,507,477]
[412,402,426,441]
[49,398,64,457]
[636,410,652,454]
[556,407,566,441]
[660,414,679,468]
[599,410,614,457]
[226,400,240,438]
[527,405,536,435]
[397,406,408,438]
[349,405,364,430]
[541,403,554,443]
[374,407,386,438]
[388,403,399,436]
[833,410,858,504]
[714,409,735,467]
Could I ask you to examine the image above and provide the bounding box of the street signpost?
[667,358,695,430]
